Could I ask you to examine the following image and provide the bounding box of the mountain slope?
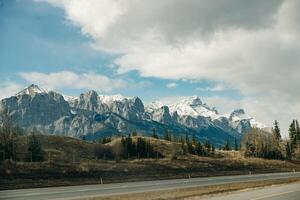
[0,84,267,146]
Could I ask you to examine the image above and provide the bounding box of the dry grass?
[87,177,300,200]
[1,135,300,190]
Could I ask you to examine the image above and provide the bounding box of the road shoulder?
[85,177,300,200]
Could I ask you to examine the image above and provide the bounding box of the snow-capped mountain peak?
[229,109,267,129]
[145,101,164,113]
[63,95,78,103]
[180,96,203,106]
[16,84,47,96]
[99,94,129,107]
[169,96,219,120]
[229,109,248,121]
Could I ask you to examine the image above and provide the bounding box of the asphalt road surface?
[1,172,299,200]
[202,181,300,200]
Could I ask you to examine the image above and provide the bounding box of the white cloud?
[197,83,227,92]
[0,82,24,100]
[39,0,300,136]
[167,82,178,89]
[19,71,128,92]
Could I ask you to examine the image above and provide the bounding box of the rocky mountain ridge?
[0,84,267,146]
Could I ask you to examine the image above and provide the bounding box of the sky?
[0,0,299,136]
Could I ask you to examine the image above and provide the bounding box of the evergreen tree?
[234,138,239,151]
[164,129,171,141]
[195,141,204,155]
[211,144,215,155]
[285,141,292,160]
[192,134,196,145]
[27,132,44,162]
[289,120,297,147]
[132,130,137,137]
[223,140,231,151]
[152,128,158,139]
[273,120,281,141]
[296,120,300,142]
[204,140,211,153]
[0,109,19,161]
[185,134,194,154]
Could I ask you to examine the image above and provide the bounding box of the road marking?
[23,192,41,196]
[77,189,93,192]
[251,189,300,200]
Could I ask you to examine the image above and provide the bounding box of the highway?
[0,172,299,200]
[203,181,300,200]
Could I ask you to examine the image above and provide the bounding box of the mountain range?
[0,84,268,146]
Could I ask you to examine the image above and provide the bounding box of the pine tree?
[285,141,292,160]
[164,129,171,141]
[185,135,194,154]
[289,120,297,148]
[132,130,137,137]
[273,120,281,141]
[195,141,204,156]
[223,140,231,151]
[0,109,19,160]
[271,120,282,159]
[211,144,215,155]
[234,138,239,151]
[204,140,211,153]
[152,128,158,139]
[296,120,300,142]
[27,132,44,162]
[192,134,196,145]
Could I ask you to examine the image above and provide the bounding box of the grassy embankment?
[0,135,299,190]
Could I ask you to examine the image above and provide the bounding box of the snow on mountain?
[16,84,48,96]
[229,109,267,129]
[1,84,270,143]
[63,95,78,103]
[98,94,129,107]
[169,96,220,120]
[145,101,164,113]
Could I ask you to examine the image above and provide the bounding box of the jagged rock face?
[0,84,267,145]
[72,91,109,113]
[0,91,70,127]
[231,119,252,134]
[149,106,174,125]
[177,115,211,130]
[228,109,258,133]
[110,97,145,121]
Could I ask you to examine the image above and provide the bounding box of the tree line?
[243,120,300,160]
[0,109,44,162]
[1,107,300,162]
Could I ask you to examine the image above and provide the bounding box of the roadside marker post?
[100,178,103,184]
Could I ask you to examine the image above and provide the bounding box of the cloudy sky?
[1,0,299,136]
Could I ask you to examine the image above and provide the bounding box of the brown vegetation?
[1,134,300,190]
